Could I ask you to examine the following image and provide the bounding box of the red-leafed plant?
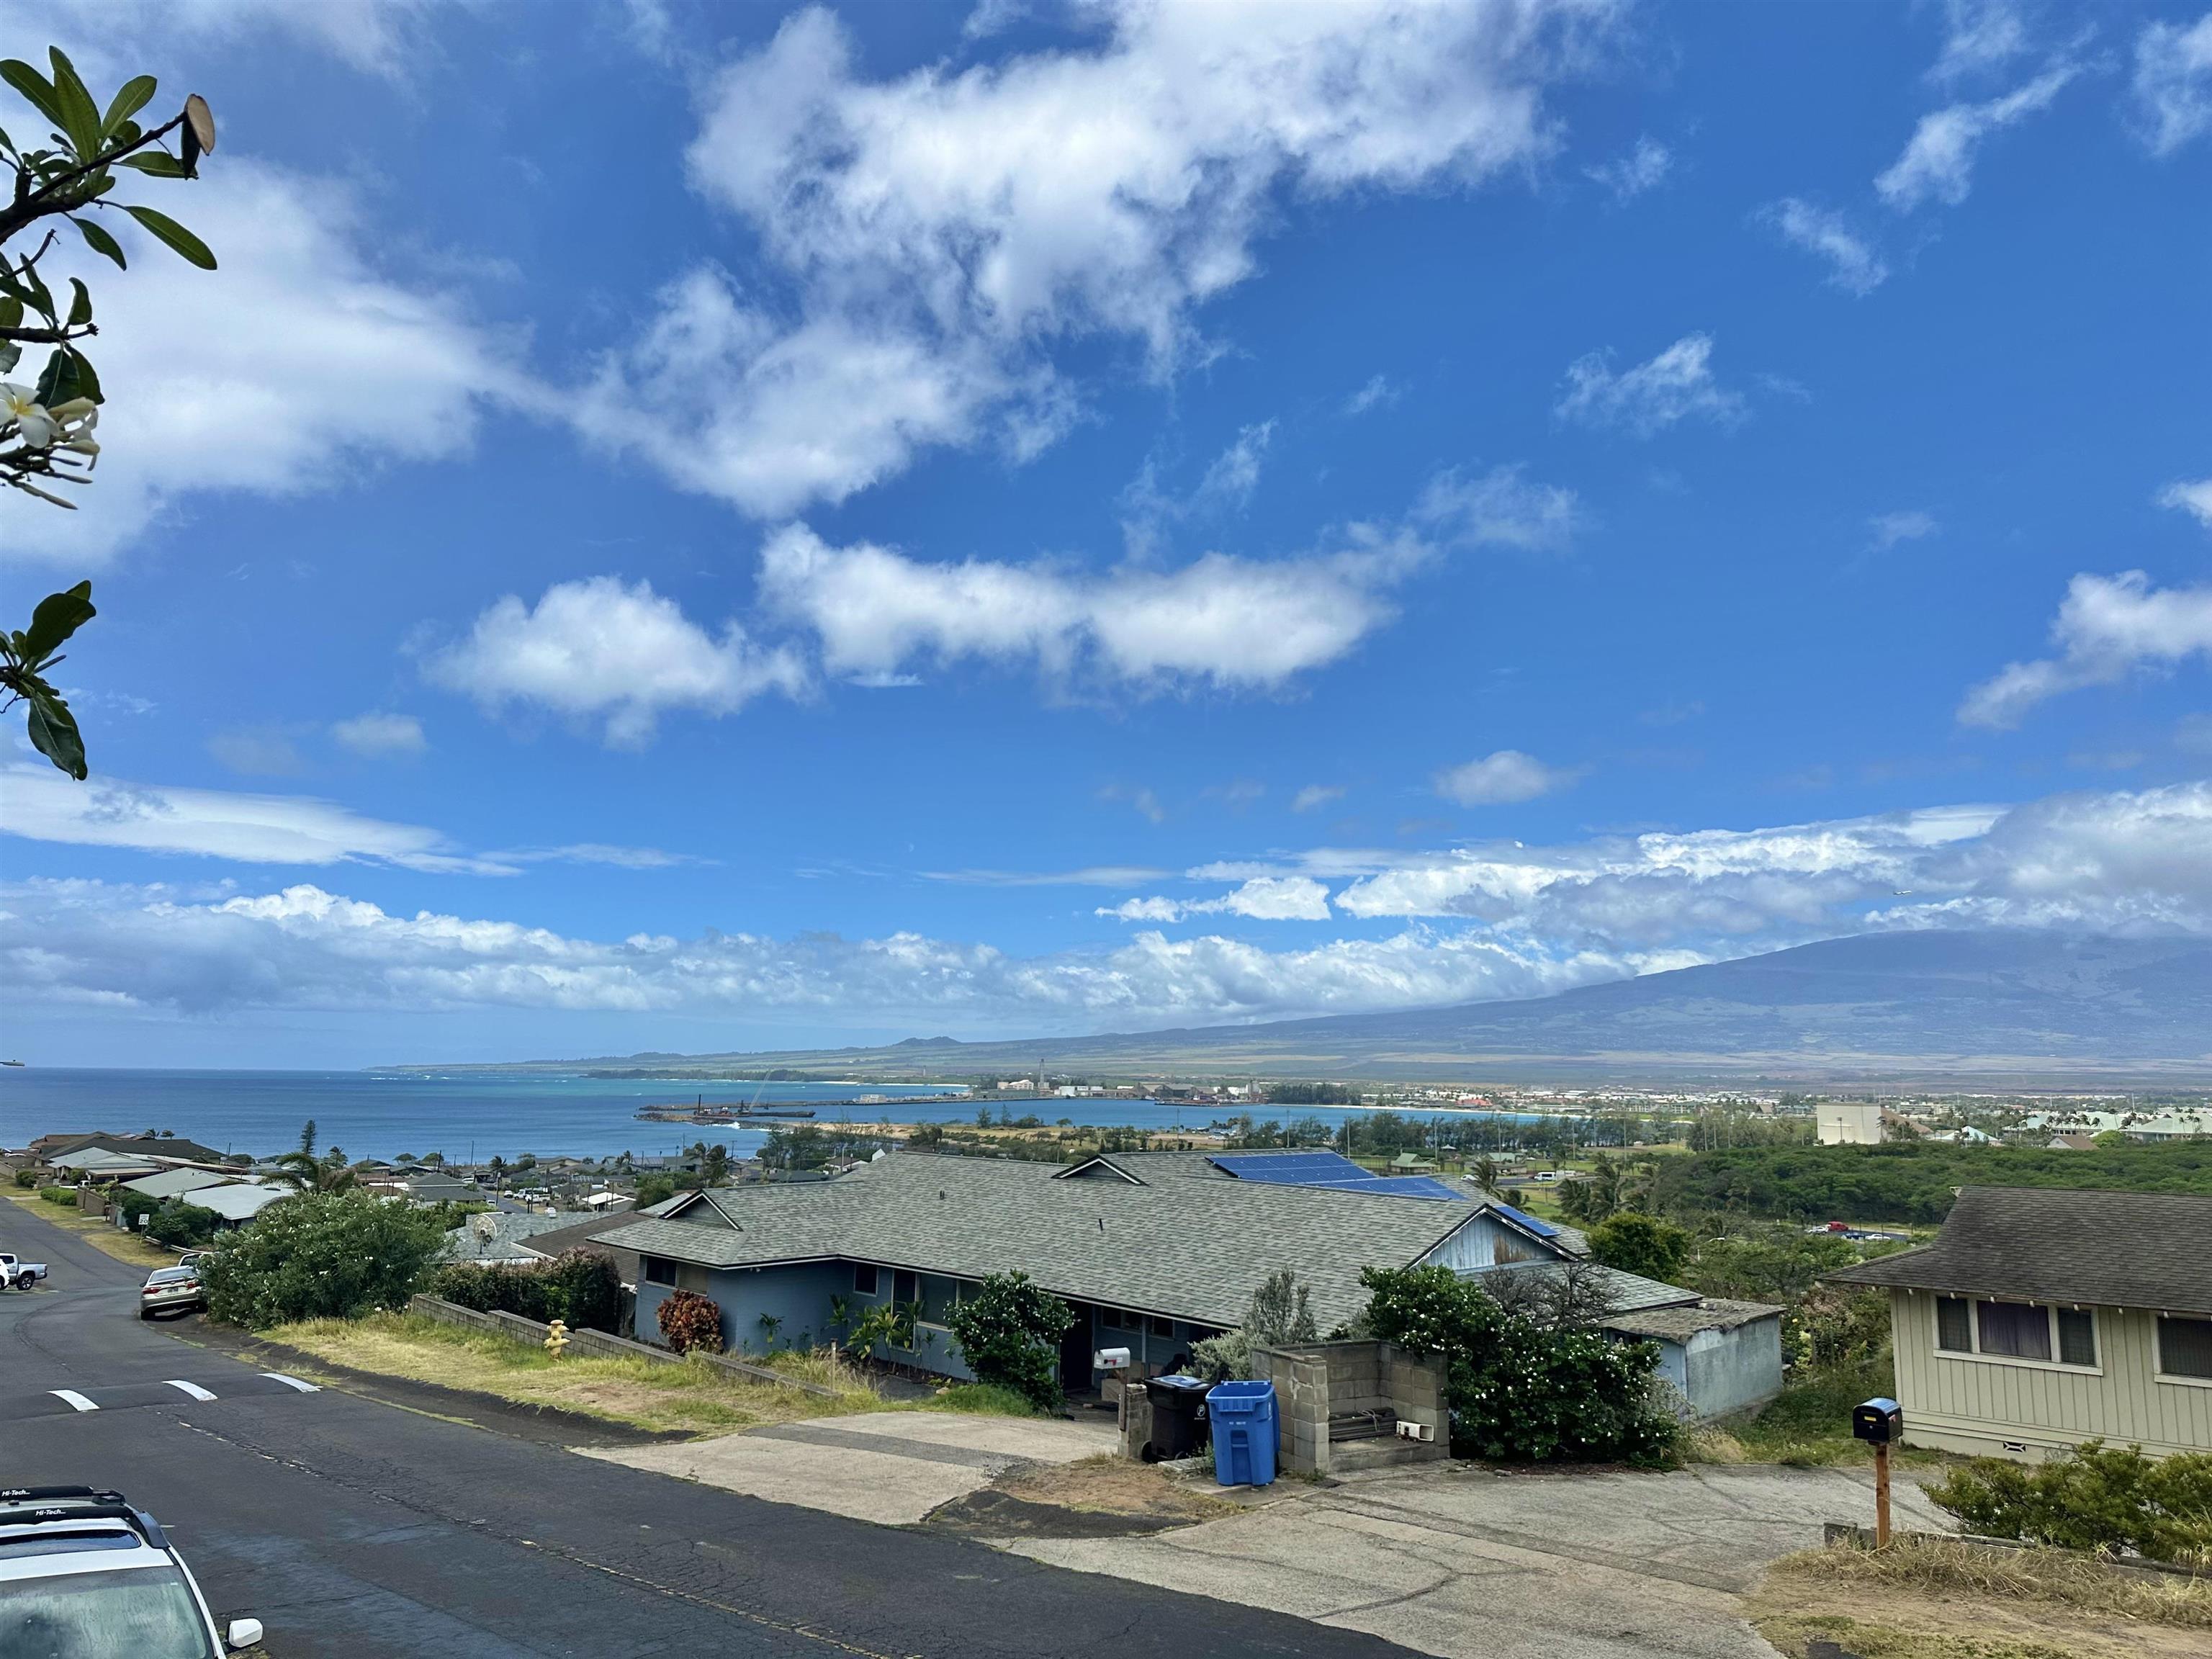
[657,1288,724,1355]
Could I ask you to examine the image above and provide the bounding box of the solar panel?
[1207,1151,1368,1183]
[1489,1200,1560,1237]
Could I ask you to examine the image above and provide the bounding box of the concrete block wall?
[1255,1340,1450,1476]
[407,1295,840,1398]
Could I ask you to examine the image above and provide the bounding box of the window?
[1148,1315,1175,1338]
[1977,1300,2052,1361]
[921,1275,958,1323]
[2056,1308,2097,1369]
[853,1263,878,1296]
[1936,1296,1972,1352]
[2159,1316,2212,1380]
[644,1256,675,1287]
[1099,1307,1125,1331]
[893,1269,917,1305]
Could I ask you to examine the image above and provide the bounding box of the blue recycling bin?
[1205,1380,1277,1487]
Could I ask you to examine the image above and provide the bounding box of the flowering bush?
[657,1288,724,1355]
[200,1192,448,1328]
[945,1272,1071,1411]
[1360,1264,1682,1467]
[434,1251,623,1334]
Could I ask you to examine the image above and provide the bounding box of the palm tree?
[271,1120,359,1194]
[1471,1154,1505,1200]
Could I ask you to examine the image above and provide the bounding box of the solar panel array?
[1205,1153,1469,1203]
[1490,1200,1560,1238]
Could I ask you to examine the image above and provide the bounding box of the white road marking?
[165,1380,218,1401]
[49,1390,98,1412]
[261,1372,320,1393]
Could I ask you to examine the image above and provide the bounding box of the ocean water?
[0,1068,1565,1164]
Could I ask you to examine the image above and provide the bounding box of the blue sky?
[1,0,2208,1068]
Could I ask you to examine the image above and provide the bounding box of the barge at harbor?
[634,1098,817,1123]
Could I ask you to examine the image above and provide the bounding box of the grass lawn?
[5,1190,179,1271]
[265,1311,1044,1436]
[1750,1536,2212,1659]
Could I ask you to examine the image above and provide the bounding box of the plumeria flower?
[1,382,57,449]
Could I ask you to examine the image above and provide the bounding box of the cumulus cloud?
[0,765,508,874]
[1436,750,1580,806]
[583,1,1615,516]
[1869,510,1939,550]
[2159,477,2212,529]
[1959,572,2212,728]
[1098,876,1334,925]
[426,577,809,747]
[1584,135,1671,199]
[756,523,1416,694]
[1555,333,1744,437]
[1762,198,1889,296]
[1876,64,2077,211]
[46,0,442,81]
[0,162,521,567]
[331,713,427,758]
[2133,12,2212,154]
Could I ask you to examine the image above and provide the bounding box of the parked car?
[0,1485,264,1655]
[139,1266,204,1321]
[1,1252,50,1290]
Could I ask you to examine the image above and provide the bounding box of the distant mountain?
[424,932,2212,1085]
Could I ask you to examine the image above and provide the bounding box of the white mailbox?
[1093,1346,1131,1371]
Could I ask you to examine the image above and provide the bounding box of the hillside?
[413,931,2212,1085]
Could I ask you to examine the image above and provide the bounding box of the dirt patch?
[994,1453,1240,1521]
[1750,1545,2212,1659]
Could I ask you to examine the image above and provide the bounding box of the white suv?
[0,1486,263,1655]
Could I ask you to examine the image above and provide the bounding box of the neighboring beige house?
[1829,1187,2212,1462]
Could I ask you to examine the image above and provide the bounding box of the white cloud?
[1099,875,1334,925]
[0,162,520,567]
[1876,64,2077,211]
[19,783,2206,1029]
[1195,422,1276,510]
[1930,0,2031,84]
[1344,374,1401,416]
[332,713,427,758]
[1414,464,1582,553]
[1436,750,1581,806]
[426,577,809,747]
[1763,198,1889,296]
[588,1,1616,516]
[1584,135,1671,199]
[2132,13,2212,154]
[1959,572,2212,728]
[1292,784,1346,814]
[2158,477,2212,529]
[1555,333,1744,437]
[1869,510,1939,550]
[757,523,1413,694]
[496,843,709,871]
[0,765,508,874]
[38,1,441,84]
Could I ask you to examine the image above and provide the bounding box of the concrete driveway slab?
[580,1408,1118,1526]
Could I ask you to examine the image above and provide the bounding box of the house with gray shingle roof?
[594,1149,1781,1416]
[1827,1186,2212,1461]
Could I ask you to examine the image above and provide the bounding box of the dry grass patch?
[5,1192,178,1269]
[267,1313,884,1436]
[1750,1537,2212,1659]
[995,1454,1238,1523]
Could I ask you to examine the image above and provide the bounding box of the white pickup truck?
[0,1252,51,1289]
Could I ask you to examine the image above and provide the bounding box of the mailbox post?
[1851,1397,1903,1546]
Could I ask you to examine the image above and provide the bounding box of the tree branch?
[0,111,187,246]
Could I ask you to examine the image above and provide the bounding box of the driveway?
[581,1408,1121,1524]
[994,1458,1954,1659]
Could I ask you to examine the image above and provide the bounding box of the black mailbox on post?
[1852,1396,1903,1444]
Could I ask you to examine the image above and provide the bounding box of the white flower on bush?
[0,385,98,457]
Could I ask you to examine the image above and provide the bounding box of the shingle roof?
[1826,1187,2212,1315]
[596,1151,1494,1331]
[1601,1296,1782,1343]
[521,1212,649,1286]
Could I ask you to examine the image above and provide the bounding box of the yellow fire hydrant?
[544,1319,570,1358]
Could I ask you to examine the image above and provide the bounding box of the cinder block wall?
[1254,1340,1449,1475]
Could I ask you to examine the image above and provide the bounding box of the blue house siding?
[637,1259,850,1357]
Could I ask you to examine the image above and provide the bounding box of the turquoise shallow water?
[0,1068,1566,1163]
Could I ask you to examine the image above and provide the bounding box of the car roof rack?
[0,1491,167,1549]
[1,1487,124,1504]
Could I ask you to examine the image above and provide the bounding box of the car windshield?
[146,1269,196,1285]
[0,1563,215,1658]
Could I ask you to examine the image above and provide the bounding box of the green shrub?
[37,1184,75,1206]
[656,1288,724,1354]
[1926,1441,2212,1565]
[1190,1269,1319,1382]
[146,1200,222,1249]
[200,1192,448,1328]
[1587,1212,1693,1282]
[945,1271,1072,1412]
[1361,1264,1682,1467]
[12,1169,35,1189]
[433,1251,621,1333]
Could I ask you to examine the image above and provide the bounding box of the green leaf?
[101,74,156,140]
[33,347,83,408]
[115,150,187,179]
[0,60,66,134]
[120,203,215,270]
[24,681,88,781]
[67,349,100,405]
[70,214,126,269]
[0,295,20,329]
[0,343,18,374]
[44,49,102,159]
[20,580,95,667]
[66,277,89,327]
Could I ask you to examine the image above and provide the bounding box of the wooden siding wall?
[1421,1213,1553,1272]
[1889,1290,2212,1460]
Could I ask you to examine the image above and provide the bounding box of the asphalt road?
[1,1201,1408,1658]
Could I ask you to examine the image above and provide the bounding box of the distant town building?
[1817,1102,1885,1146]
